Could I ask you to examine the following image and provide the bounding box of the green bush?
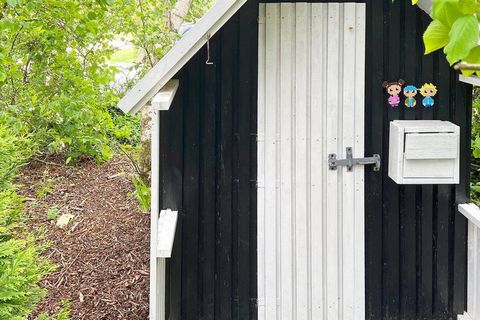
[0,123,34,190]
[0,0,138,163]
[0,125,53,319]
[132,175,151,212]
[37,301,71,320]
[471,91,480,204]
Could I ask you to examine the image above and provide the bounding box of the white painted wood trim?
[459,75,480,86]
[256,3,266,317]
[150,110,164,320]
[118,0,247,114]
[459,203,480,320]
[416,0,432,15]
[459,203,480,229]
[156,209,179,258]
[458,312,474,320]
[151,79,179,111]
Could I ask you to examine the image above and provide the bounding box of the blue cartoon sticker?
[420,83,438,108]
[403,85,418,108]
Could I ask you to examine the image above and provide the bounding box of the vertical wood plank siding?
[159,1,258,319]
[363,1,471,320]
[158,0,471,319]
[257,3,366,319]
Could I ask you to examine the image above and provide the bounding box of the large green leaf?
[460,46,480,75]
[459,0,480,14]
[444,14,479,65]
[6,0,19,7]
[423,19,450,54]
[433,0,463,27]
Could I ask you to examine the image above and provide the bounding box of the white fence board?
[257,3,366,319]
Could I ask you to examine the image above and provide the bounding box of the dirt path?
[18,156,150,319]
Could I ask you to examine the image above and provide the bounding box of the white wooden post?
[458,203,480,320]
[150,107,163,320]
[150,82,180,320]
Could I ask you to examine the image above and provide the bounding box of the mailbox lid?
[404,133,458,160]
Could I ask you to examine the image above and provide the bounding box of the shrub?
[0,125,53,319]
[132,175,151,212]
[471,91,480,204]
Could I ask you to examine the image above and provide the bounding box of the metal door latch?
[328,147,381,172]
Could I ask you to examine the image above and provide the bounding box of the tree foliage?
[0,0,163,162]
[415,0,480,76]
[0,0,213,317]
[0,0,211,318]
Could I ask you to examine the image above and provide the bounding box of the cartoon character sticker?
[403,85,418,108]
[383,79,405,107]
[420,83,438,108]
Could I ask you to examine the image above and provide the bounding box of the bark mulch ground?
[17,156,150,320]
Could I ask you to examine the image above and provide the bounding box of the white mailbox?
[388,120,460,184]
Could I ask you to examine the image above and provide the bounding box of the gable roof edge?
[417,0,432,16]
[119,0,432,115]
[118,0,247,115]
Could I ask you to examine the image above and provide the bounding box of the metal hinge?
[328,147,381,172]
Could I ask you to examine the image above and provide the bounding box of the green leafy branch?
[414,0,480,75]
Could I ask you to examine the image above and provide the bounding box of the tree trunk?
[168,0,194,31]
[138,105,152,184]
[137,0,193,184]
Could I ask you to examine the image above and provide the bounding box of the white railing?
[458,203,480,320]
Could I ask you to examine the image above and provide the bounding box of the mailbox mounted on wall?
[388,120,460,184]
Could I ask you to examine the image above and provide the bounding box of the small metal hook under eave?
[205,33,214,65]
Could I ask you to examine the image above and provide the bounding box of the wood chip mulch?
[17,156,150,320]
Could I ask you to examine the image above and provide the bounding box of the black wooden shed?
[118,1,477,319]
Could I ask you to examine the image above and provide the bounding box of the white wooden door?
[257,3,366,320]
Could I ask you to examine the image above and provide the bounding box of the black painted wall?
[159,1,258,319]
[158,1,472,319]
[364,1,472,320]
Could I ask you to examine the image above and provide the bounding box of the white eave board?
[416,0,432,16]
[117,0,247,115]
[151,79,179,111]
[459,75,480,86]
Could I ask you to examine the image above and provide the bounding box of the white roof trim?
[151,79,179,111]
[416,0,432,16]
[459,74,480,86]
[118,0,247,115]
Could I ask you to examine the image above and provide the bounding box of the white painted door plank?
[341,4,357,319]
[264,4,280,319]
[279,3,295,319]
[257,4,266,319]
[294,3,310,319]
[353,4,366,319]
[310,4,326,319]
[325,3,341,319]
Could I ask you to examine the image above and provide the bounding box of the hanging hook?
[206,33,213,65]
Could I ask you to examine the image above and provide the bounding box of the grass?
[108,46,140,64]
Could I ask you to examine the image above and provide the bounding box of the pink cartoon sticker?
[383,79,405,108]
